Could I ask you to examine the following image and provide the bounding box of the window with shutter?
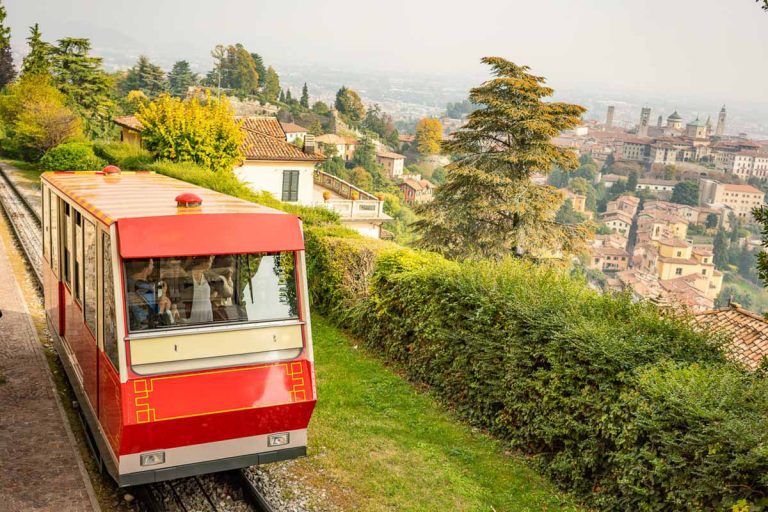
[282,170,300,202]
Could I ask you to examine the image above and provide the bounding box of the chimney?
[304,134,316,154]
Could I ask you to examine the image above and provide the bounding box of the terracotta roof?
[722,184,764,195]
[376,150,405,160]
[613,195,640,204]
[241,128,325,162]
[592,246,628,257]
[279,122,308,134]
[398,134,415,143]
[400,179,434,192]
[638,178,677,187]
[695,305,768,370]
[601,211,633,224]
[657,255,699,265]
[113,115,144,131]
[657,237,689,248]
[239,117,286,139]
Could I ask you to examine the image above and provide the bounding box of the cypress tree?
[300,82,309,108]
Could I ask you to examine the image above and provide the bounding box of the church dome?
[667,111,682,121]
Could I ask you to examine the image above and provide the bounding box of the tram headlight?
[139,451,166,467]
[267,432,290,447]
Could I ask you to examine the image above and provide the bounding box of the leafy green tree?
[0,1,14,88]
[263,66,280,102]
[627,171,638,192]
[573,163,597,181]
[556,199,588,225]
[51,37,115,137]
[349,166,373,191]
[414,57,588,259]
[415,117,443,155]
[547,166,569,188]
[335,86,365,124]
[312,101,330,115]
[227,44,259,96]
[663,165,677,180]
[569,177,589,195]
[603,153,615,171]
[300,82,309,108]
[168,60,198,97]
[705,213,719,229]
[21,23,54,78]
[137,92,244,173]
[363,104,399,146]
[0,76,82,160]
[120,55,167,98]
[445,99,478,118]
[250,53,266,87]
[670,180,699,206]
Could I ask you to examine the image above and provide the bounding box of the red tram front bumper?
[116,360,316,486]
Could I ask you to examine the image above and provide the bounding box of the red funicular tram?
[41,168,316,486]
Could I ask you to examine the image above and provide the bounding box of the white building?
[279,122,308,144]
[235,118,325,205]
[376,150,405,179]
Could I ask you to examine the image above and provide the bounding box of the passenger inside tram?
[124,252,299,332]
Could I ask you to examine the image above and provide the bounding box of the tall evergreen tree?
[300,82,309,108]
[120,55,167,98]
[285,88,293,104]
[21,23,54,77]
[0,1,15,88]
[51,37,115,137]
[279,88,285,103]
[414,57,587,260]
[168,60,198,97]
[250,52,266,88]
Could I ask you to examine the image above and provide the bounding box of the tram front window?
[124,252,299,332]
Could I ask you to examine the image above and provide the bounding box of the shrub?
[304,237,768,509]
[92,141,152,170]
[39,142,106,171]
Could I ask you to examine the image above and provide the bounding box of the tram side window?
[84,220,97,334]
[50,193,59,277]
[103,232,119,370]
[74,211,83,304]
[42,188,50,263]
[63,203,71,286]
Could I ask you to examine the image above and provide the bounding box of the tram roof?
[42,171,305,258]
[42,171,283,224]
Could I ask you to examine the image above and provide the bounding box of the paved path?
[0,232,98,511]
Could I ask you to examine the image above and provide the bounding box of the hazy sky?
[6,0,768,104]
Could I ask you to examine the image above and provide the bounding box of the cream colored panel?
[130,324,303,365]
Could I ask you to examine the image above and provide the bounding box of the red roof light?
[176,193,203,207]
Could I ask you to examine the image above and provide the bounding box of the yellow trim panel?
[129,325,303,365]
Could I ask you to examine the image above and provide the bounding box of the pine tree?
[21,24,54,78]
[627,171,638,192]
[713,227,729,270]
[300,82,309,108]
[414,57,587,260]
[250,52,266,88]
[279,89,285,103]
[285,88,293,104]
[0,1,15,88]
[120,55,167,98]
[51,37,115,137]
[168,60,198,97]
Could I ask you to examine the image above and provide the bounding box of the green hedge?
[39,142,106,171]
[92,141,153,170]
[305,233,768,511]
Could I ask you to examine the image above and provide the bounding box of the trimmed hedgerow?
[306,234,768,510]
[92,141,153,170]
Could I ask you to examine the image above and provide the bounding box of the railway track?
[0,165,277,512]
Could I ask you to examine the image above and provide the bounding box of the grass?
[723,272,768,313]
[281,316,582,511]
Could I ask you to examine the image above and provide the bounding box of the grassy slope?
[290,316,582,512]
